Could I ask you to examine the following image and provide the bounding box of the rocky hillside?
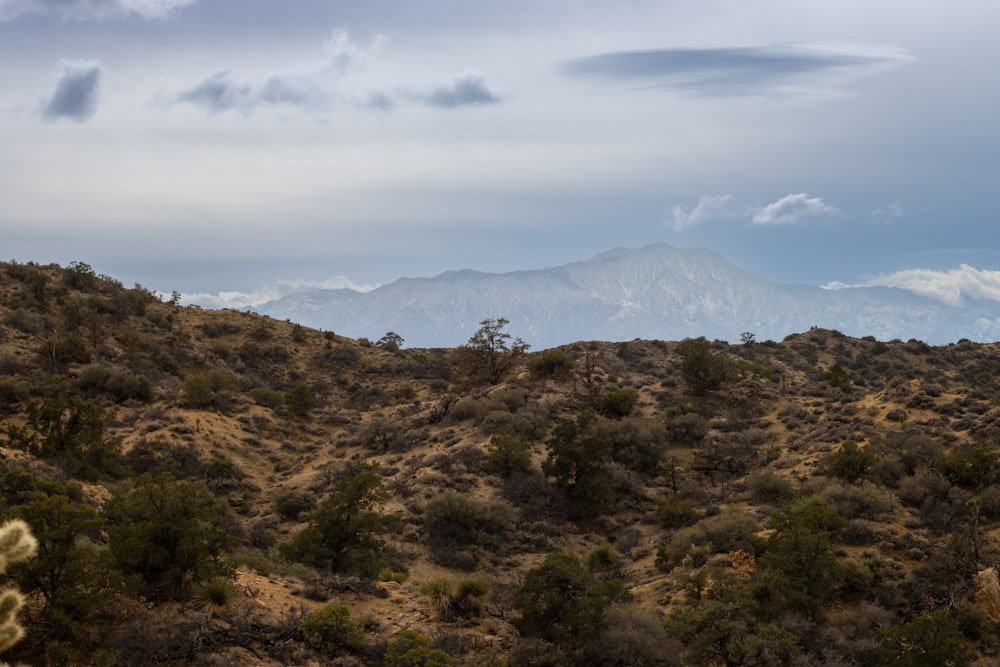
[2,259,1000,666]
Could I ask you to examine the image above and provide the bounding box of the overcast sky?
[2,0,999,308]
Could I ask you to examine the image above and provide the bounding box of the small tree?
[104,472,239,599]
[457,318,529,386]
[512,553,609,643]
[281,464,400,577]
[377,332,405,352]
[299,605,367,658]
[285,383,317,417]
[543,412,614,517]
[677,338,732,395]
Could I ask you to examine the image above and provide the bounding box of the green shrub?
[424,491,515,569]
[248,387,284,410]
[300,605,367,658]
[600,389,637,418]
[656,493,701,529]
[877,611,974,667]
[486,425,533,476]
[827,442,876,483]
[656,510,759,572]
[274,490,316,520]
[513,553,609,643]
[529,349,574,380]
[384,630,460,667]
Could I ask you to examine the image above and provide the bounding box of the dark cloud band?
[564,42,912,96]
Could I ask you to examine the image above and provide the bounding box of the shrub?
[876,611,974,666]
[280,464,400,577]
[600,389,637,418]
[285,382,317,417]
[529,349,574,380]
[300,605,367,658]
[543,412,614,517]
[384,630,460,667]
[486,425,533,477]
[424,492,515,569]
[512,553,609,643]
[657,493,701,529]
[677,338,732,394]
[274,490,316,520]
[827,442,876,483]
[248,387,284,410]
[104,472,239,600]
[656,510,759,572]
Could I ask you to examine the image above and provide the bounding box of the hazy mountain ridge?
[252,244,1000,347]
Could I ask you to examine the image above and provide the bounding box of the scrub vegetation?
[0,260,998,666]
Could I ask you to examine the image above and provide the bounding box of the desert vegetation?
[1,260,999,665]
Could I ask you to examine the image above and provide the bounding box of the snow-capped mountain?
[251,244,1000,348]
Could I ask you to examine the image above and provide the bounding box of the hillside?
[2,259,1000,666]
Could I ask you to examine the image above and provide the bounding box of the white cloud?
[171,30,501,116]
[668,193,744,231]
[0,0,195,21]
[752,193,837,225]
[181,276,378,310]
[869,201,904,221]
[823,265,1000,307]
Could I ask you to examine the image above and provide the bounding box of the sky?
[2,0,1000,309]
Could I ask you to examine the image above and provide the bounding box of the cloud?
[668,194,745,231]
[171,30,500,116]
[416,73,502,109]
[752,193,837,225]
[824,265,1000,307]
[182,276,379,310]
[563,42,913,98]
[869,201,904,222]
[42,59,103,122]
[0,0,195,21]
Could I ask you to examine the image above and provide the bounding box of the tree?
[0,470,104,636]
[104,472,239,600]
[485,425,533,477]
[543,412,614,517]
[10,377,125,480]
[281,464,400,577]
[877,611,974,667]
[377,331,405,352]
[758,499,845,620]
[284,383,317,417]
[456,318,529,386]
[512,553,609,643]
[677,338,732,395]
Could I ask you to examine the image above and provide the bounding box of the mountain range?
[251,243,1000,348]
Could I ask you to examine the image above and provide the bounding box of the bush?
[656,510,759,572]
[248,387,284,410]
[384,630,460,667]
[827,442,876,483]
[529,349,574,380]
[876,611,974,666]
[300,605,367,658]
[486,426,533,477]
[677,338,732,394]
[512,553,609,643]
[274,490,316,520]
[600,389,637,418]
[424,491,515,569]
[280,464,400,577]
[657,493,701,529]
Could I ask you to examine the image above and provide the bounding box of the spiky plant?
[0,519,38,655]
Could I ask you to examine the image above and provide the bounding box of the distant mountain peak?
[251,244,1000,347]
